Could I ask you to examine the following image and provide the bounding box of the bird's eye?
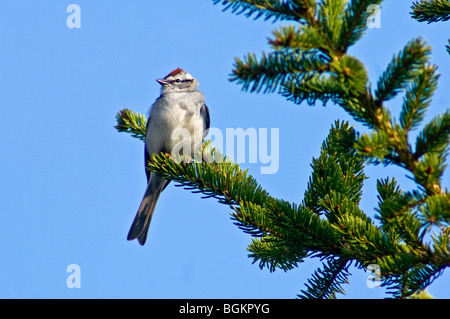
[176,79,181,83]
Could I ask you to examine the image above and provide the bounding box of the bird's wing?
[200,102,210,139]
[144,116,151,182]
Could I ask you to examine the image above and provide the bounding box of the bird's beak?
[156,78,167,85]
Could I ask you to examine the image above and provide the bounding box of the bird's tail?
[127,183,163,246]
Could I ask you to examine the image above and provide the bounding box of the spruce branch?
[210,0,314,22]
[114,108,147,141]
[420,193,450,228]
[116,110,450,298]
[384,264,444,298]
[411,0,450,23]
[318,0,347,48]
[338,0,384,51]
[432,227,450,264]
[400,64,439,131]
[231,50,330,93]
[410,0,450,55]
[354,130,397,165]
[220,0,449,298]
[415,109,450,159]
[375,38,431,104]
[269,25,327,51]
[402,264,444,297]
[148,150,271,208]
[280,72,349,107]
[247,236,309,272]
[303,121,365,214]
[375,178,425,247]
[298,257,351,299]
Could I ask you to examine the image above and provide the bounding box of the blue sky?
[0,1,449,299]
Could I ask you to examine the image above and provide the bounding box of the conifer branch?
[231,50,330,93]
[384,264,444,298]
[298,257,351,299]
[246,236,309,272]
[411,0,450,23]
[114,108,147,141]
[338,0,384,51]
[414,109,450,159]
[411,0,450,55]
[210,0,314,22]
[375,38,431,104]
[269,25,327,51]
[318,0,346,50]
[115,109,450,298]
[400,64,439,131]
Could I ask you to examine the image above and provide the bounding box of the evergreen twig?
[411,0,450,23]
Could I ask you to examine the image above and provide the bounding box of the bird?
[127,68,210,246]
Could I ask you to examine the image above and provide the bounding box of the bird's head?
[157,68,199,93]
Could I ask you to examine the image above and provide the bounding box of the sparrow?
[127,68,210,245]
